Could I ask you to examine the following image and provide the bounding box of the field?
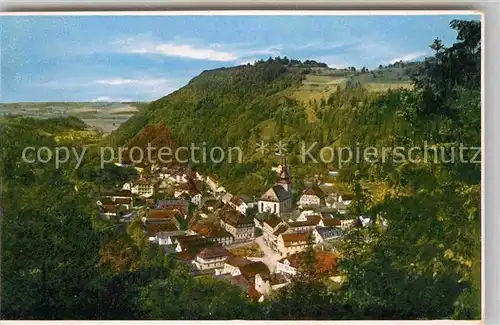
[0,102,146,134]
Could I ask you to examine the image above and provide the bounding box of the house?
[312,226,343,244]
[175,236,216,254]
[220,255,252,276]
[229,195,253,215]
[221,193,234,204]
[146,222,180,242]
[255,272,289,298]
[156,230,186,246]
[189,223,234,246]
[258,185,292,216]
[318,218,341,228]
[206,175,220,192]
[286,215,321,233]
[101,190,135,208]
[338,193,354,206]
[219,210,255,241]
[261,215,287,248]
[332,201,347,214]
[98,204,122,218]
[201,198,219,212]
[276,250,339,277]
[296,208,317,221]
[193,247,230,272]
[298,186,325,208]
[122,177,155,198]
[277,232,310,257]
[144,209,182,233]
[156,199,190,218]
[237,261,270,283]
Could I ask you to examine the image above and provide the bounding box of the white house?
[276,251,338,277]
[221,193,234,204]
[206,175,220,192]
[338,194,354,206]
[229,196,253,215]
[298,186,325,208]
[220,210,255,241]
[296,209,317,221]
[312,227,343,244]
[276,232,309,257]
[220,255,252,276]
[193,247,230,271]
[254,273,289,298]
[122,178,154,198]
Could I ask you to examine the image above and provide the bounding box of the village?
[96,155,372,302]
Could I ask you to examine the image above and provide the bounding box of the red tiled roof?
[147,222,179,236]
[197,247,230,259]
[273,224,289,236]
[278,250,339,274]
[340,193,355,200]
[281,232,309,243]
[148,209,182,220]
[103,190,134,198]
[264,216,282,228]
[114,197,132,205]
[225,255,251,267]
[220,209,254,227]
[301,186,325,198]
[322,218,342,227]
[239,261,270,282]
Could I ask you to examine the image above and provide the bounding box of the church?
[258,161,293,216]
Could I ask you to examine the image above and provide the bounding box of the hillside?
[108,58,421,197]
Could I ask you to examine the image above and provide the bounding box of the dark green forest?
[1,19,480,320]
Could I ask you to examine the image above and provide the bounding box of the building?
[101,190,135,208]
[221,255,252,276]
[206,175,220,192]
[146,222,181,242]
[122,177,154,198]
[286,215,321,233]
[255,273,289,298]
[193,247,230,272]
[219,209,255,241]
[338,193,354,206]
[276,250,339,277]
[156,199,190,218]
[298,186,325,208]
[276,232,310,257]
[189,222,234,246]
[237,261,270,283]
[258,185,292,216]
[276,162,291,192]
[312,226,343,244]
[229,195,254,215]
[261,215,287,247]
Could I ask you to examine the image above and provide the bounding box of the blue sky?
[1,14,480,103]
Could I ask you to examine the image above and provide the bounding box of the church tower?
[276,155,291,193]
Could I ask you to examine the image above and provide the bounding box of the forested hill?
[108,56,423,196]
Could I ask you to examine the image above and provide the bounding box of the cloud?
[112,34,282,62]
[38,75,182,101]
[387,52,427,64]
[90,96,133,102]
[94,78,171,87]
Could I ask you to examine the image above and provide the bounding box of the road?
[254,236,281,272]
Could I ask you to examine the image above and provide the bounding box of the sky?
[1,14,480,103]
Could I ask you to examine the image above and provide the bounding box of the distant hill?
[0,101,147,134]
